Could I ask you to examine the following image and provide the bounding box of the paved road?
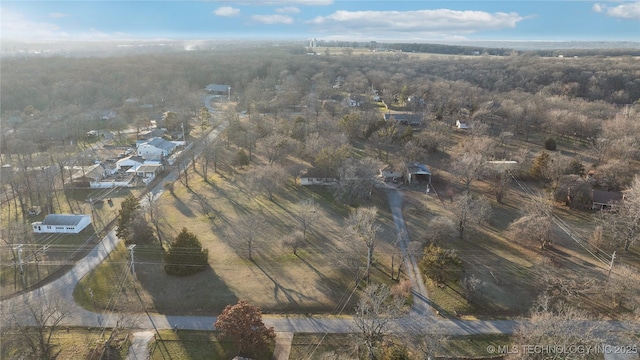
[2,114,638,353]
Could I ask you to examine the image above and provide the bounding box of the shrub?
[544,137,557,151]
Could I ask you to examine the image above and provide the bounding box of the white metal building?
[32,214,92,234]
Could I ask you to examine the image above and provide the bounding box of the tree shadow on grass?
[251,260,317,312]
[135,259,238,316]
[168,191,196,218]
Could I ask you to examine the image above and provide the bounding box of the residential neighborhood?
[1,36,639,360]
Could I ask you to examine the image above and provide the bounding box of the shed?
[405,163,431,184]
[32,214,92,234]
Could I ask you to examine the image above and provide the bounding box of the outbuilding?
[32,214,92,234]
[405,163,431,184]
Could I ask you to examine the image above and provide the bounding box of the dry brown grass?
[82,155,402,315]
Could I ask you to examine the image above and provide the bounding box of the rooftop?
[39,214,90,226]
[205,84,231,92]
[406,163,431,175]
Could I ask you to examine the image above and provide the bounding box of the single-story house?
[592,190,623,210]
[205,83,231,96]
[456,120,472,129]
[32,214,91,234]
[384,113,422,126]
[138,128,167,140]
[405,163,431,184]
[116,155,146,172]
[137,137,178,161]
[136,164,164,179]
[73,163,118,187]
[300,177,338,186]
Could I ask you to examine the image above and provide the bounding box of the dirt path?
[127,331,154,360]
[385,188,434,317]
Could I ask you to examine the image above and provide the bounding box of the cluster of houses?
[72,137,180,188]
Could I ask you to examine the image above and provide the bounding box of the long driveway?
[2,120,639,348]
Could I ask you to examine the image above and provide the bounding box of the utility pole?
[127,244,137,279]
[15,244,26,289]
[605,251,616,293]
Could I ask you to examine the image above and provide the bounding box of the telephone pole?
[127,244,137,279]
[605,251,616,293]
[15,245,26,289]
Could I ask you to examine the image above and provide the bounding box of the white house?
[116,155,146,172]
[32,214,92,234]
[136,137,178,161]
[136,164,164,184]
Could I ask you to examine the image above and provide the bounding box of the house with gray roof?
[32,214,92,234]
[383,113,422,126]
[136,137,178,161]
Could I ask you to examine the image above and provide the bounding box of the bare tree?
[233,215,263,261]
[599,175,640,251]
[282,230,304,256]
[486,167,512,203]
[607,264,640,311]
[451,152,484,191]
[423,215,456,246]
[411,323,451,360]
[201,134,223,178]
[5,292,72,360]
[462,274,485,304]
[145,192,166,249]
[354,283,405,360]
[257,133,290,164]
[509,299,603,360]
[295,198,318,243]
[346,206,380,283]
[450,191,492,239]
[249,164,288,201]
[335,157,383,206]
[507,193,553,249]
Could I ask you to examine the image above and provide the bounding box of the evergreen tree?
[164,228,209,276]
[530,151,551,183]
[565,158,586,176]
[234,149,250,169]
[544,137,557,151]
[116,195,141,240]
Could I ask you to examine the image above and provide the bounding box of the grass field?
[0,186,142,297]
[0,327,130,360]
[149,329,274,360]
[288,333,513,360]
[77,158,402,315]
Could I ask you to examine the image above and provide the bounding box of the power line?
[509,171,612,266]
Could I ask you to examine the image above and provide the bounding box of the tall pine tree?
[164,228,208,276]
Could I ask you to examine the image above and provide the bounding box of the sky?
[1,0,639,43]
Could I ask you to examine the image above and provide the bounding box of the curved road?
[2,111,638,353]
